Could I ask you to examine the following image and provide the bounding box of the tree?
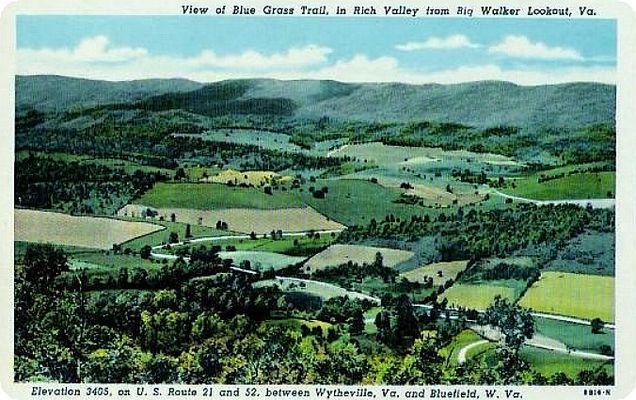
[482,295,534,351]
[22,244,68,291]
[170,213,176,223]
[591,317,604,334]
[169,231,179,244]
[174,167,186,181]
[140,245,152,259]
[185,224,192,238]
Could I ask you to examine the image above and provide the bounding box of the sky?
[16,16,616,85]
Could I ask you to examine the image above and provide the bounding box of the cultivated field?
[254,278,372,301]
[204,169,292,186]
[440,281,522,310]
[501,171,615,200]
[118,204,344,235]
[217,251,307,271]
[15,209,163,250]
[136,182,303,210]
[400,260,469,286]
[519,271,614,322]
[534,317,614,353]
[304,244,414,273]
[519,346,613,378]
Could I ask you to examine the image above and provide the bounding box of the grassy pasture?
[137,182,303,210]
[440,280,525,310]
[254,278,371,301]
[301,179,425,226]
[117,219,229,251]
[304,244,414,273]
[70,252,162,271]
[194,129,304,152]
[15,209,163,250]
[501,171,615,200]
[519,346,613,378]
[534,317,614,353]
[400,260,468,286]
[168,234,337,257]
[120,204,343,235]
[518,272,614,322]
[218,251,307,271]
[205,169,292,186]
[439,330,485,366]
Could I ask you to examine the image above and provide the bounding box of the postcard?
[1,0,635,399]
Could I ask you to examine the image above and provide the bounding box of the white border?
[0,1,634,399]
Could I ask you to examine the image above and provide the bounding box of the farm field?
[217,251,307,271]
[168,234,337,256]
[400,260,469,286]
[183,129,305,152]
[518,272,614,322]
[501,171,615,200]
[304,244,414,273]
[204,169,292,186]
[519,346,613,378]
[119,204,344,235]
[328,142,520,168]
[118,219,229,251]
[136,182,304,210]
[69,252,162,271]
[534,317,614,353]
[440,280,525,310]
[263,318,333,333]
[15,209,163,250]
[439,329,486,365]
[254,278,373,301]
[301,179,426,226]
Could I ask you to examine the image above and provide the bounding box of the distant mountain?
[16,76,615,129]
[15,75,203,113]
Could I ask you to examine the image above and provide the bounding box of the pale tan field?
[400,260,469,286]
[304,244,414,273]
[15,209,163,250]
[406,184,486,207]
[117,204,344,235]
[203,169,292,186]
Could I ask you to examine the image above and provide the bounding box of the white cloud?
[396,34,480,51]
[17,35,612,85]
[488,35,583,61]
[190,45,332,70]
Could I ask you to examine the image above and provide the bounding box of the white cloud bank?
[18,35,613,85]
[488,35,584,60]
[396,34,480,51]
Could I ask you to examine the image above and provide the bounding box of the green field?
[439,330,485,365]
[118,219,230,251]
[301,179,425,226]
[254,278,371,301]
[501,171,615,200]
[170,234,337,256]
[519,272,614,322]
[440,280,525,310]
[218,251,307,271]
[137,182,304,210]
[400,260,469,286]
[70,252,163,271]
[534,317,614,353]
[519,346,613,378]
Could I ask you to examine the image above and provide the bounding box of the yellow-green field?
[15,209,163,250]
[519,271,614,322]
[205,169,292,186]
[440,282,520,310]
[304,244,414,273]
[400,260,468,286]
[118,204,344,234]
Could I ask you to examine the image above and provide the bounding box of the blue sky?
[16,16,616,84]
